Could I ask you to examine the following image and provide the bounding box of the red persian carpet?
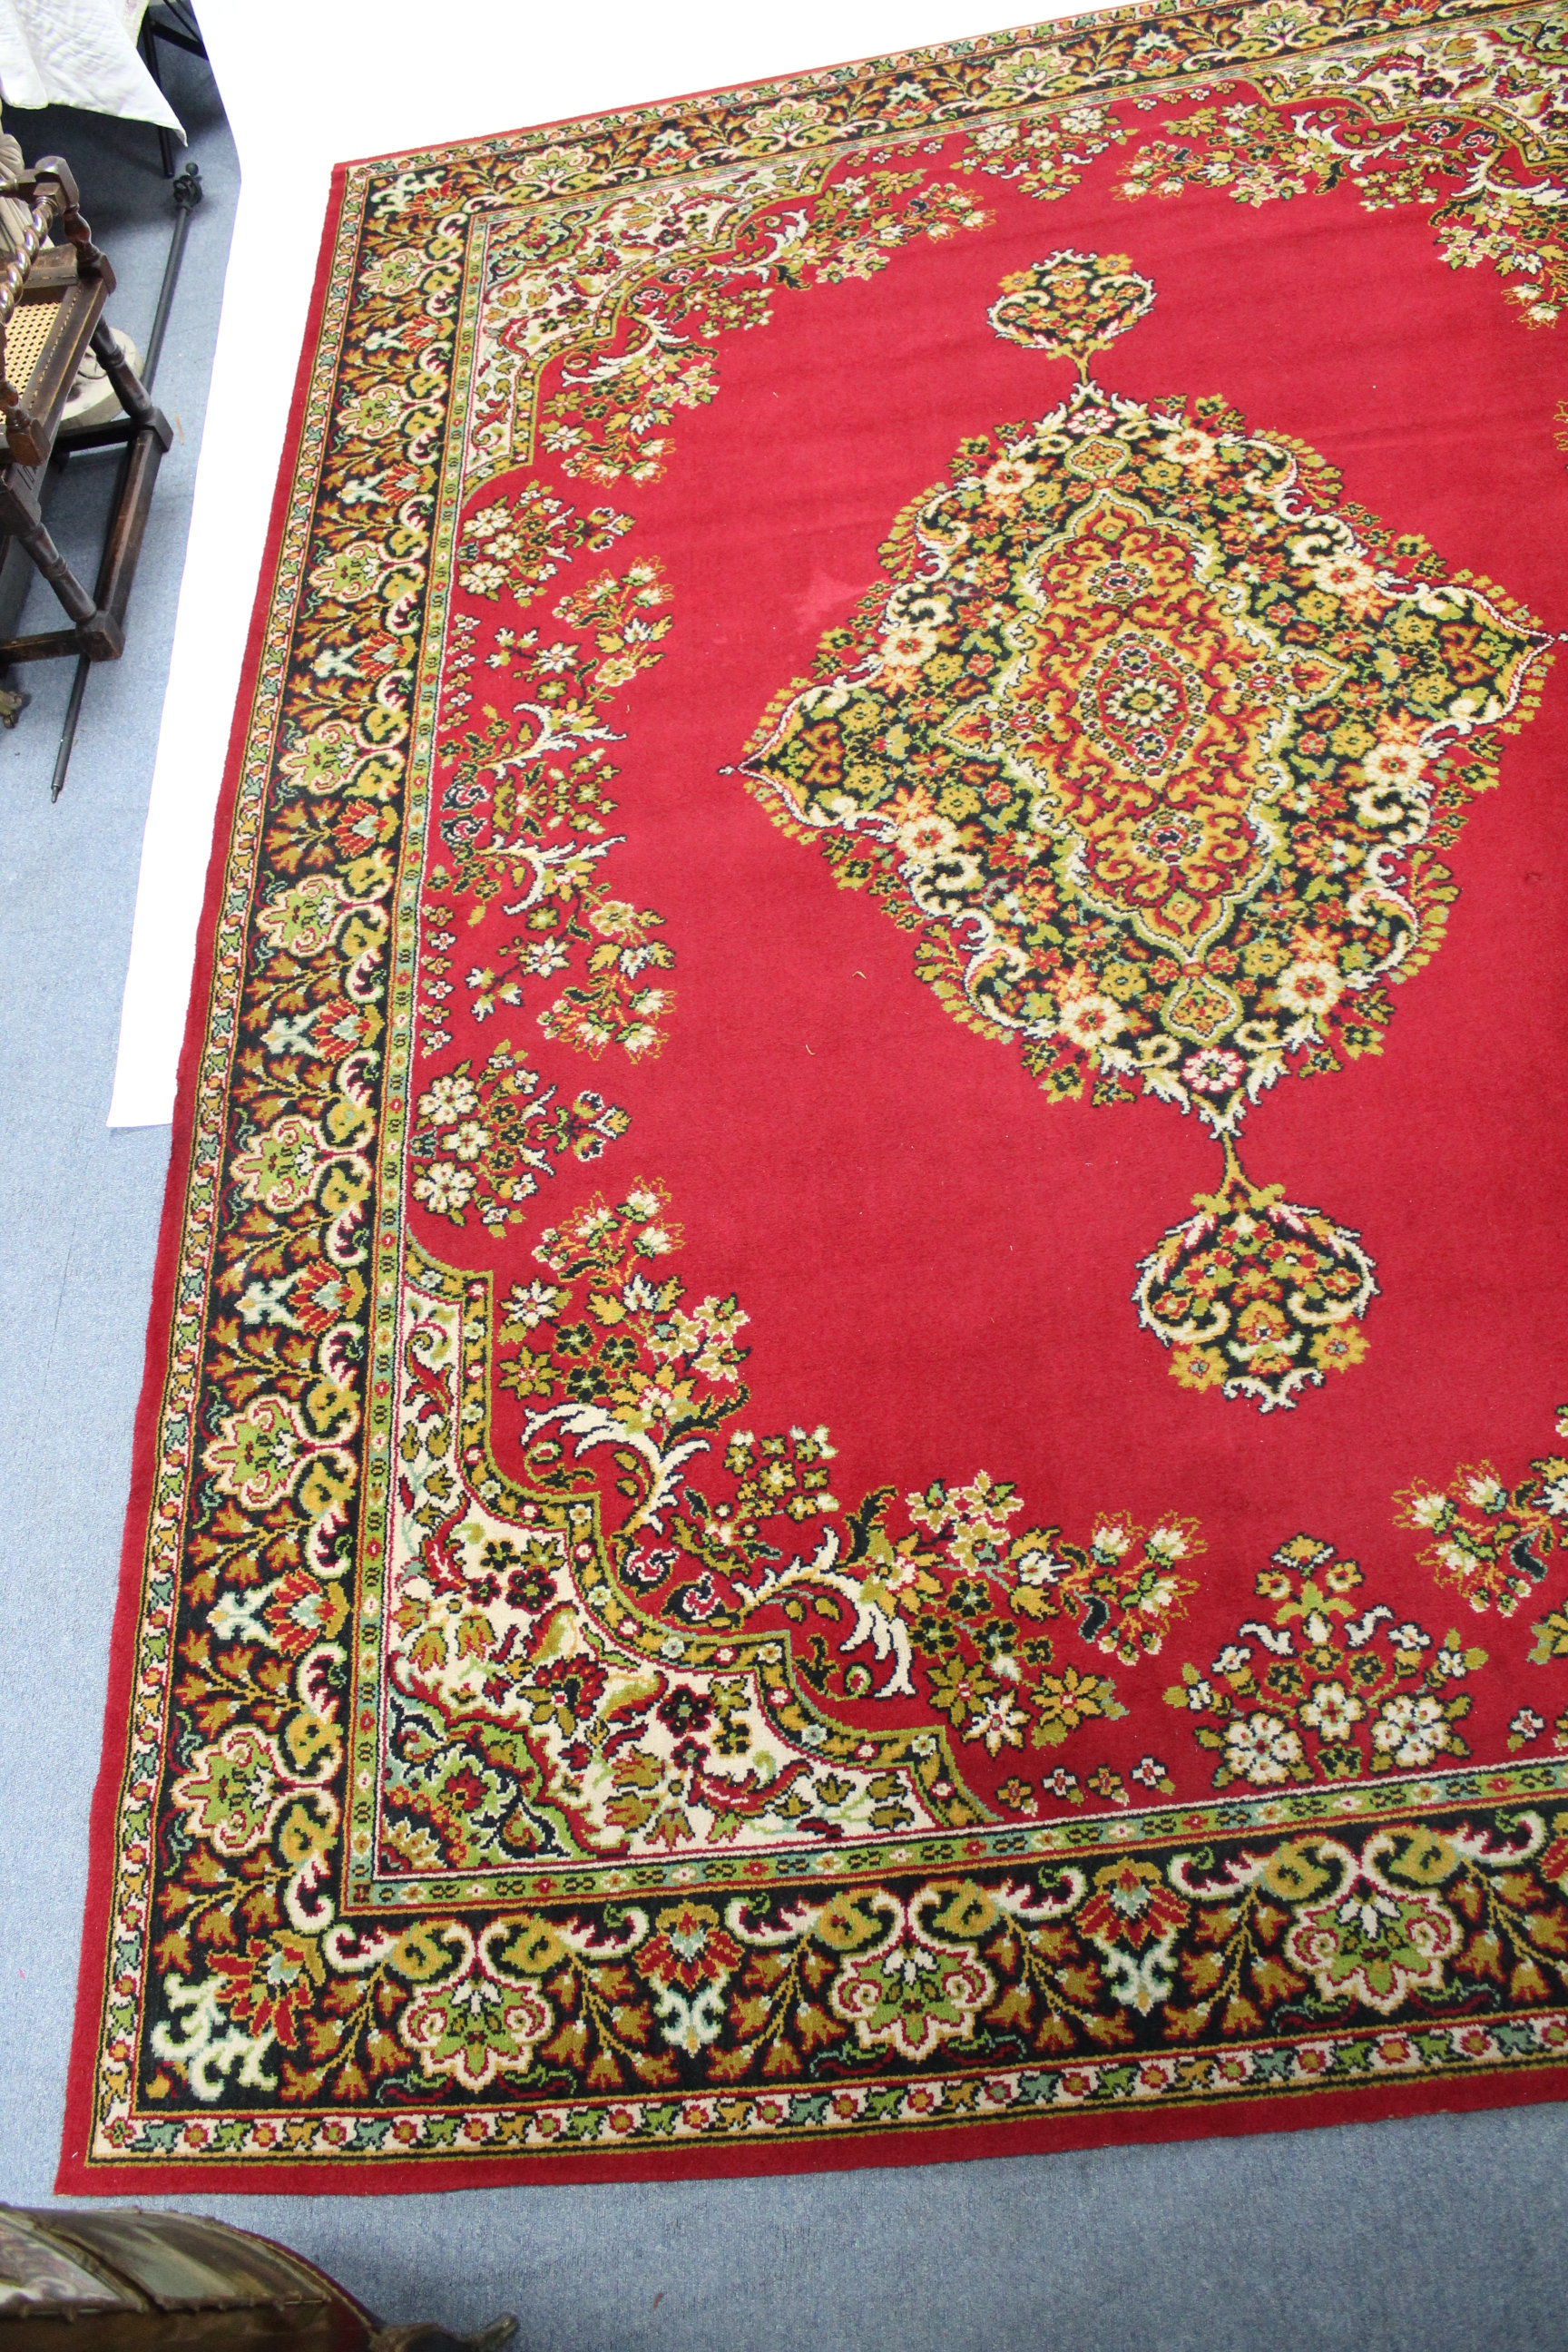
[63,0,1568,2190]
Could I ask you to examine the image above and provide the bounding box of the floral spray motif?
[740,251,1553,1408]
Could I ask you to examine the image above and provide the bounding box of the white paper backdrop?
[108,0,1109,1125]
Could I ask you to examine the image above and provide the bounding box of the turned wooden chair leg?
[89,318,168,437]
[10,507,95,627]
[0,476,123,658]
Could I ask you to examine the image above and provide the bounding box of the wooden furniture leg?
[0,157,173,677]
[88,318,161,429]
[0,468,120,656]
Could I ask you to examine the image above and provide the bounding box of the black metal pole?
[144,162,202,387]
[51,162,202,801]
[48,652,88,799]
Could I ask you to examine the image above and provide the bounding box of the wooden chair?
[0,157,172,677]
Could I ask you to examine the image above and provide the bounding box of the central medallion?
[1082,629,1199,776]
[739,252,1552,1407]
[952,495,1317,965]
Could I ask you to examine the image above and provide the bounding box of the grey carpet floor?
[0,37,1563,2352]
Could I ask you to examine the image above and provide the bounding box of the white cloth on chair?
[0,0,183,133]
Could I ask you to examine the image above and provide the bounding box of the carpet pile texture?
[64,0,1568,2190]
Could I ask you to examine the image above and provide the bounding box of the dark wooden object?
[0,2208,516,2352]
[0,158,172,671]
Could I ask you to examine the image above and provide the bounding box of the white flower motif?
[459,560,506,596]
[891,805,961,864]
[505,1280,564,1329]
[1012,1540,1067,1589]
[1308,552,1387,613]
[419,1072,478,1126]
[524,939,571,976]
[1182,1046,1245,1094]
[415,1161,475,1217]
[1164,426,1220,476]
[1057,992,1128,1052]
[1299,1681,1364,1740]
[1274,955,1343,1019]
[1361,738,1427,795]
[971,1691,1028,1757]
[1224,1711,1303,1787]
[1371,1692,1447,1769]
[983,455,1038,502]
